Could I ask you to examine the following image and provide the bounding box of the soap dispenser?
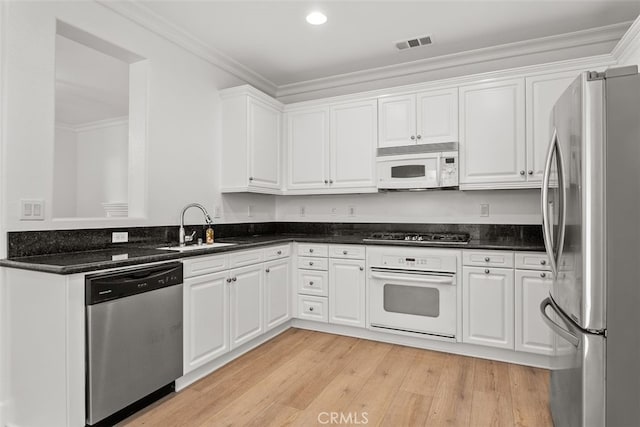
[206,225,214,244]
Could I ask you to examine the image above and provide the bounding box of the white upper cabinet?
[378,94,416,148]
[329,100,377,189]
[378,88,458,148]
[220,86,283,194]
[459,78,526,188]
[525,71,579,183]
[286,108,330,190]
[286,100,377,194]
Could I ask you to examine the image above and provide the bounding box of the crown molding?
[612,15,640,64]
[96,0,278,96]
[276,21,630,98]
[56,116,128,132]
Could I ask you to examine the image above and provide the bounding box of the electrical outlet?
[213,206,222,218]
[348,206,356,217]
[112,232,128,243]
[480,204,490,217]
[20,199,45,220]
[331,207,337,215]
[299,206,306,217]
[247,205,254,218]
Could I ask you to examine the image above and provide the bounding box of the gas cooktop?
[363,231,471,245]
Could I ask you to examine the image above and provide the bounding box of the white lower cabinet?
[184,271,230,373]
[329,258,366,328]
[462,266,515,349]
[264,258,291,331]
[229,263,265,349]
[515,269,554,355]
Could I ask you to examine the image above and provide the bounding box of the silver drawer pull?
[343,250,348,255]
[277,250,282,255]
[309,307,314,312]
[540,259,546,265]
[485,269,490,274]
[540,272,547,278]
[309,248,314,253]
[309,261,314,266]
[359,266,364,271]
[484,257,490,262]
[309,281,314,286]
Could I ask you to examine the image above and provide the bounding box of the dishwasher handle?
[86,262,183,305]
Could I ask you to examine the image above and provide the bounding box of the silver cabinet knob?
[410,135,416,140]
[232,277,237,282]
[359,266,364,271]
[309,281,314,286]
[520,170,525,176]
[265,268,270,273]
[540,272,547,278]
[416,134,422,140]
[484,257,490,262]
[249,176,254,181]
[277,250,282,255]
[343,250,348,255]
[324,180,328,184]
[226,278,232,283]
[309,261,314,266]
[329,179,334,184]
[309,307,314,312]
[540,259,546,265]
[528,170,533,175]
[485,269,490,274]
[309,248,314,253]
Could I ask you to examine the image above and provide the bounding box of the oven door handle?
[369,271,456,285]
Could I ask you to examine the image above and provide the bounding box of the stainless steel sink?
[157,242,236,252]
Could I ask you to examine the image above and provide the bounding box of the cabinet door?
[459,78,526,187]
[184,271,229,373]
[515,270,554,355]
[525,71,578,183]
[462,266,514,349]
[264,258,291,331]
[229,264,264,349]
[416,88,458,144]
[286,108,329,190]
[329,258,366,328]
[329,100,377,189]
[378,94,416,148]
[248,97,281,189]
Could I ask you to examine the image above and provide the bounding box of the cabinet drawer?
[183,254,229,278]
[515,252,551,271]
[229,249,264,268]
[264,244,291,261]
[297,295,328,322]
[297,270,328,297]
[463,250,514,268]
[297,257,329,271]
[297,243,329,257]
[329,244,365,260]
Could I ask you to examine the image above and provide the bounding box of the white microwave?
[376,145,459,190]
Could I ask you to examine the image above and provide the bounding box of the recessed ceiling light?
[306,11,327,25]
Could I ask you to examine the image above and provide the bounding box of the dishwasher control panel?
[85,262,183,305]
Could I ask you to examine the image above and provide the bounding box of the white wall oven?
[368,246,459,341]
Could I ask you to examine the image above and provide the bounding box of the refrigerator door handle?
[540,297,580,347]
[541,129,558,276]
[555,135,567,273]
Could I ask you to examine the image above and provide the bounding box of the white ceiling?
[55,35,129,126]
[139,0,640,87]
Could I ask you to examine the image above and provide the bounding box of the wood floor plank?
[123,329,553,427]
[425,354,476,426]
[509,364,553,427]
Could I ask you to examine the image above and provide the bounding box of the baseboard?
[175,322,293,391]
[291,319,553,369]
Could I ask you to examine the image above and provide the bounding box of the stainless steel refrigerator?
[539,65,640,427]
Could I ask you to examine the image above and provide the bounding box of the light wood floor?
[123,328,552,427]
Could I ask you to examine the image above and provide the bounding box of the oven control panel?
[382,255,443,270]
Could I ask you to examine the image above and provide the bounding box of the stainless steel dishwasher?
[85,262,183,426]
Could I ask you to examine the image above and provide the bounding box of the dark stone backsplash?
[6,222,543,258]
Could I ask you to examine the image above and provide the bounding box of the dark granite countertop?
[0,233,545,275]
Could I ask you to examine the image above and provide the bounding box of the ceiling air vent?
[396,35,432,51]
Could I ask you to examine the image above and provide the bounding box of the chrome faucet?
[179,203,213,246]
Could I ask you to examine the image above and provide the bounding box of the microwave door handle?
[370,271,455,285]
[541,129,558,277]
[540,297,580,347]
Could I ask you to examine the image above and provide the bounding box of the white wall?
[1,1,276,233]
[52,126,77,218]
[75,120,128,217]
[276,190,541,224]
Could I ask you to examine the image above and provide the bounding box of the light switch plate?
[112,232,128,243]
[20,199,45,220]
[480,204,490,217]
